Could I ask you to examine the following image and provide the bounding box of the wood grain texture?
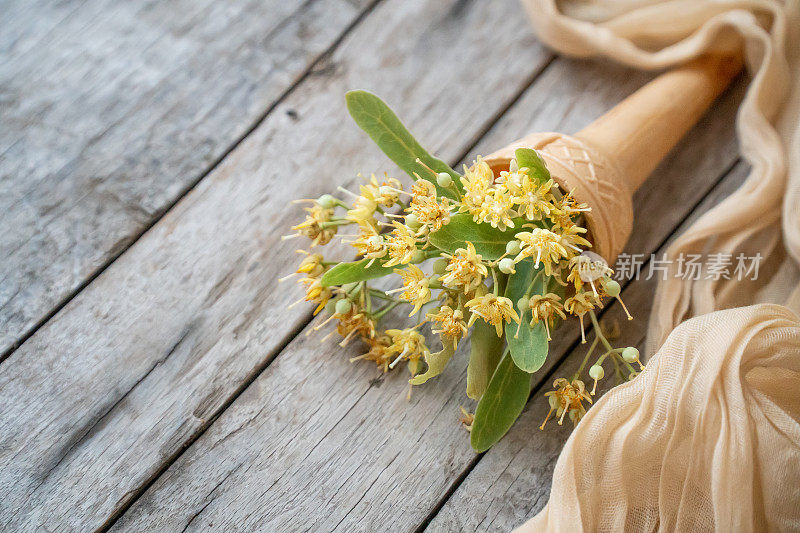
[0,0,373,357]
[0,0,552,530]
[425,162,751,532]
[110,64,743,531]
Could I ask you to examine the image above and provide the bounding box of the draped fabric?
[514,0,800,530]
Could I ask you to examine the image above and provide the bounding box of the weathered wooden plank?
[0,0,553,530]
[110,65,742,531]
[0,0,374,357]
[425,161,750,532]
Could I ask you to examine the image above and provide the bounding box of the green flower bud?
[505,240,521,255]
[335,299,352,315]
[317,194,336,209]
[498,257,516,274]
[589,365,604,380]
[517,297,529,311]
[405,213,421,230]
[622,346,639,363]
[436,172,453,188]
[432,257,448,274]
[603,278,621,297]
[324,299,337,315]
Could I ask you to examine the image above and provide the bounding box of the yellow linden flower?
[385,328,430,374]
[375,175,403,207]
[336,305,377,346]
[541,378,592,429]
[496,158,527,195]
[477,188,516,231]
[440,241,488,293]
[552,191,590,225]
[465,293,520,336]
[564,291,599,343]
[428,305,468,349]
[411,178,437,202]
[558,224,592,256]
[528,293,566,340]
[383,221,419,267]
[350,333,394,372]
[351,232,387,264]
[346,182,379,226]
[514,177,555,221]
[459,157,495,216]
[410,195,452,232]
[547,379,592,426]
[295,252,325,277]
[297,277,332,315]
[393,265,431,316]
[567,254,612,294]
[291,204,337,246]
[513,227,568,275]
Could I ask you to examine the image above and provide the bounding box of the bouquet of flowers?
[285,91,641,451]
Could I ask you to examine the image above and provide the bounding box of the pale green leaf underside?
[504,259,550,373]
[470,350,531,452]
[345,90,460,198]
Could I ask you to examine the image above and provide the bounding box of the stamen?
[540,407,555,430]
[617,296,633,320]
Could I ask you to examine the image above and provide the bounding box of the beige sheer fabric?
[514,0,800,530]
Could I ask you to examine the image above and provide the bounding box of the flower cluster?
[286,132,639,447]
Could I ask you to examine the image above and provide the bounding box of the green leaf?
[320,259,394,287]
[514,148,550,185]
[504,259,549,373]
[409,342,455,386]
[470,350,531,452]
[345,90,461,198]
[428,214,517,259]
[466,319,505,399]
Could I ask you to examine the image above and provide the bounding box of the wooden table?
[0,0,745,530]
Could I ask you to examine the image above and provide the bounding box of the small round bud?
[405,213,421,230]
[341,282,359,293]
[517,297,529,311]
[335,299,352,315]
[498,258,515,274]
[317,194,336,209]
[436,172,453,188]
[411,250,426,264]
[622,346,639,363]
[603,278,621,298]
[432,257,448,275]
[324,300,337,315]
[505,240,521,255]
[589,365,604,380]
